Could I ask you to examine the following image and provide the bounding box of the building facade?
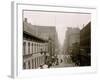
[23,18,59,69]
[80,22,91,54]
[80,22,91,66]
[23,31,48,69]
[63,27,80,55]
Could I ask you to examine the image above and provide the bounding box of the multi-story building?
[80,22,91,66]
[63,27,80,55]
[80,22,91,54]
[31,25,59,57]
[23,18,59,69]
[23,27,48,69]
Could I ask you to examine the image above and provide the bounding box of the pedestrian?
[38,65,43,69]
[48,61,52,68]
[60,59,63,63]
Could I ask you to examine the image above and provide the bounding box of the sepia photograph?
[23,10,91,69]
[11,2,97,78]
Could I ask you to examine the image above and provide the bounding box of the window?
[32,59,34,69]
[32,43,33,54]
[35,58,36,68]
[23,62,26,69]
[36,43,38,53]
[33,42,35,54]
[34,43,36,53]
[28,60,30,69]
[28,42,30,54]
[37,57,38,67]
[23,42,26,55]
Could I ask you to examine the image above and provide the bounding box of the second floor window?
[23,42,26,55]
[32,43,33,54]
[28,42,30,54]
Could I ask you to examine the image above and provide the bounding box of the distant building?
[63,27,80,55]
[23,18,59,69]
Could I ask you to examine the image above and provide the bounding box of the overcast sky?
[23,11,91,46]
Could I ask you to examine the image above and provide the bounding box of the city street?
[51,61,75,68]
[51,54,76,68]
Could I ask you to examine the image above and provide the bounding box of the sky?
[23,11,91,46]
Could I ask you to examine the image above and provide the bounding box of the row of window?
[23,40,48,55]
[23,56,45,69]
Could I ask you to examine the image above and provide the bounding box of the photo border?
[11,1,97,78]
